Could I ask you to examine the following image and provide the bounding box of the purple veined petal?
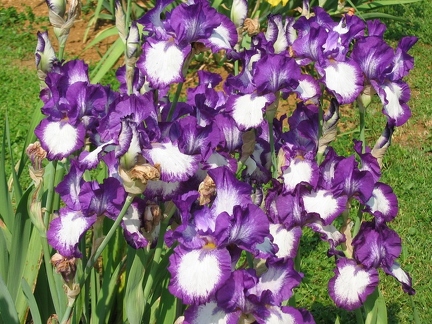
[214,114,243,152]
[253,54,301,94]
[226,93,274,130]
[303,189,347,225]
[390,36,417,80]
[383,261,415,295]
[201,13,238,52]
[307,221,345,249]
[377,80,411,127]
[56,160,84,210]
[259,306,308,324]
[143,179,181,201]
[322,58,364,105]
[184,301,240,324]
[352,221,401,269]
[136,0,174,36]
[143,141,200,182]
[227,204,270,251]
[365,182,398,223]
[121,201,149,249]
[208,167,252,216]
[35,119,86,160]
[139,39,190,89]
[269,224,301,260]
[367,20,387,38]
[231,0,247,28]
[328,258,379,311]
[253,259,303,304]
[78,139,115,170]
[293,74,320,102]
[168,246,232,305]
[47,209,97,258]
[281,158,319,193]
[265,15,288,54]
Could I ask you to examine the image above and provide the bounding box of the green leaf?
[6,186,32,301]
[90,38,124,84]
[157,276,180,324]
[0,118,14,229]
[0,273,19,324]
[21,278,42,324]
[95,256,126,323]
[5,114,22,203]
[357,0,424,9]
[124,248,147,324]
[84,26,119,52]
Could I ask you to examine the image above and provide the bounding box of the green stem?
[59,194,135,324]
[43,161,58,228]
[142,203,176,308]
[167,82,184,122]
[358,100,366,153]
[355,308,365,324]
[58,44,65,61]
[266,93,280,179]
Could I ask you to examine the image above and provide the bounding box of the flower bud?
[46,0,66,18]
[119,156,161,195]
[143,202,161,234]
[243,18,260,37]
[51,252,77,286]
[198,175,216,205]
[35,32,58,84]
[318,98,340,154]
[372,123,394,169]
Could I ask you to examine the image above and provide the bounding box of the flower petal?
[328,258,379,311]
[168,246,232,304]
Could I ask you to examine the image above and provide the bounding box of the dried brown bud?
[243,18,260,36]
[119,159,161,195]
[26,141,47,171]
[198,175,216,205]
[51,253,77,286]
[143,202,161,233]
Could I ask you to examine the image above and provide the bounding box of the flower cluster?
[34,0,416,321]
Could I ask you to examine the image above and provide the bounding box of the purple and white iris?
[36,0,417,319]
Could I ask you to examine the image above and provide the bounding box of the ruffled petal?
[303,189,347,225]
[328,258,379,311]
[47,209,97,258]
[140,39,190,89]
[365,182,398,223]
[322,59,364,104]
[184,301,240,324]
[168,246,232,304]
[269,224,302,259]
[144,141,199,182]
[35,119,85,160]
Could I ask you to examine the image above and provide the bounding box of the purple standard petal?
[208,167,252,216]
[253,54,301,94]
[35,119,86,160]
[47,209,97,258]
[351,36,394,81]
[328,258,379,311]
[265,15,288,54]
[55,160,84,209]
[226,204,270,252]
[322,58,364,105]
[303,189,347,225]
[364,182,398,224]
[253,259,303,304]
[138,39,190,89]
[352,221,401,269]
[269,224,302,260]
[201,12,238,52]
[391,36,418,80]
[168,246,232,305]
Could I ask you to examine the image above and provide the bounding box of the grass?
[1,1,431,323]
